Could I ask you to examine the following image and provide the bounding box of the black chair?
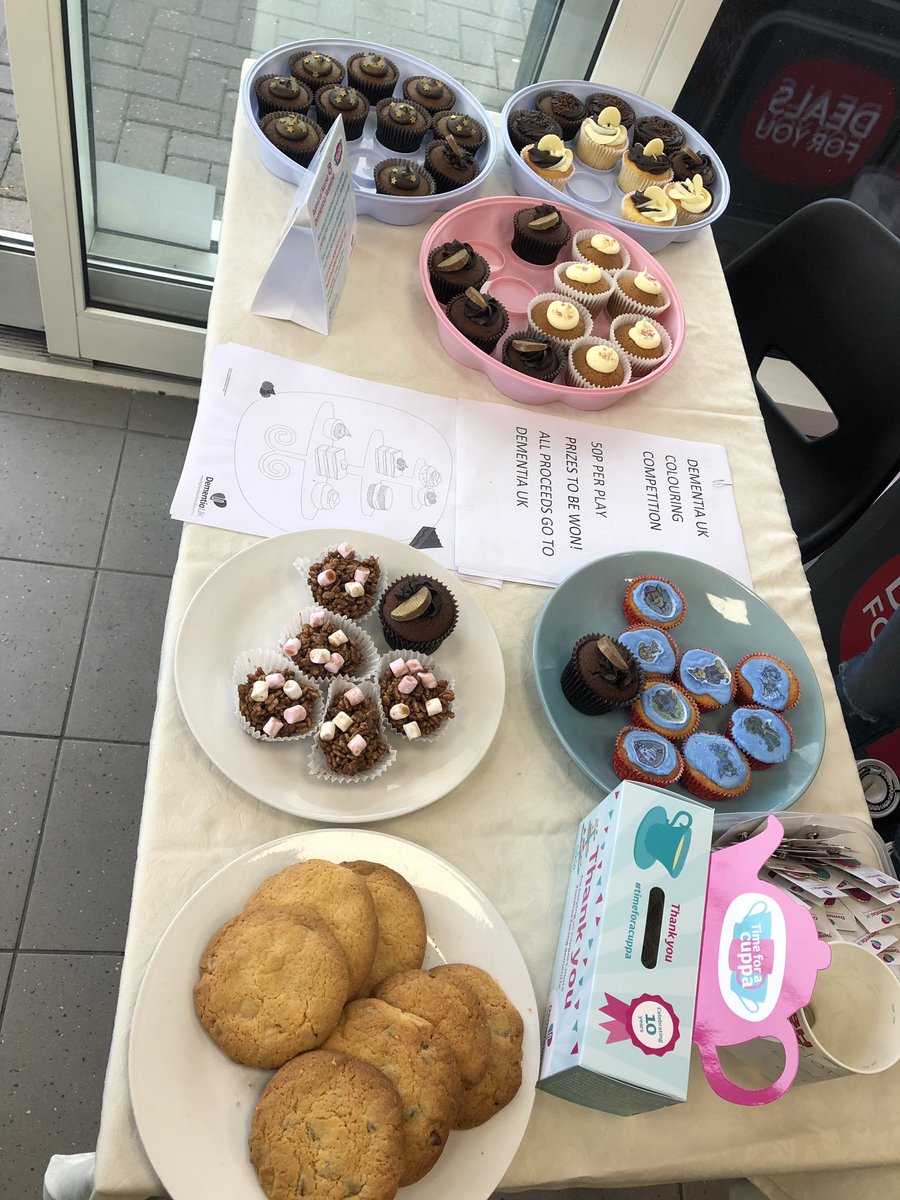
[724,198,900,561]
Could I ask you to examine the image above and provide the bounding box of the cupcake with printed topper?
[378,575,459,654]
[678,647,735,711]
[729,707,795,770]
[520,134,575,191]
[377,650,455,743]
[575,106,629,171]
[617,625,680,679]
[233,650,323,743]
[299,541,383,619]
[614,727,684,788]
[630,680,700,740]
[623,575,686,629]
[561,633,643,716]
[681,731,751,801]
[735,653,801,712]
[621,186,677,228]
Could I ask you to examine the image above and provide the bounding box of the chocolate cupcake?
[617,139,673,193]
[346,51,399,103]
[374,97,430,152]
[424,135,479,192]
[255,74,312,117]
[259,112,324,167]
[446,287,509,353]
[511,203,571,265]
[290,50,343,90]
[633,114,685,157]
[670,146,717,187]
[373,159,435,197]
[535,89,585,140]
[585,92,635,130]
[402,75,456,115]
[432,110,486,151]
[506,108,563,153]
[501,332,561,382]
[307,541,381,618]
[560,634,643,715]
[379,576,458,654]
[315,84,369,140]
[428,240,490,304]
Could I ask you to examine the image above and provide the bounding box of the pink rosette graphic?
[599,992,680,1057]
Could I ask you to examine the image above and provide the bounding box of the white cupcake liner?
[574,126,626,171]
[607,270,672,319]
[375,649,456,745]
[233,648,325,743]
[571,229,631,275]
[519,145,571,191]
[278,605,379,681]
[526,292,594,350]
[553,261,614,316]
[609,313,673,378]
[293,542,387,623]
[307,676,397,784]
[616,157,674,194]
[565,338,633,390]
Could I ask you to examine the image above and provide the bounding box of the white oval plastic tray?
[501,80,730,250]
[242,38,498,226]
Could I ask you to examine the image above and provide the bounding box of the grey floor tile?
[100,432,188,575]
[66,571,171,741]
[683,1182,742,1199]
[0,412,124,567]
[0,951,11,997]
[0,370,132,427]
[127,391,198,438]
[22,741,148,952]
[0,952,121,1196]
[0,737,57,947]
[0,560,94,735]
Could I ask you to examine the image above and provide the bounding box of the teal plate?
[532,551,826,813]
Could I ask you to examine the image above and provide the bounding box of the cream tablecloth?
[47,108,900,1200]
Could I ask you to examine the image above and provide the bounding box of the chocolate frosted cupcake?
[290,50,343,90]
[346,51,399,103]
[446,287,509,353]
[373,159,435,197]
[432,110,486,151]
[374,97,430,152]
[260,112,324,167]
[535,89,585,140]
[634,114,685,157]
[255,74,312,117]
[428,240,489,304]
[561,634,643,715]
[511,203,570,265]
[379,576,458,654]
[585,92,635,130]
[617,138,673,193]
[402,75,456,115]
[502,332,561,382]
[424,135,479,192]
[671,146,717,187]
[506,108,562,153]
[315,85,369,140]
[307,541,381,618]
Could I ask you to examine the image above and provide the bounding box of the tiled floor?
[0,366,743,1199]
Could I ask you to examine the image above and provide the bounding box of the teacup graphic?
[633,807,693,878]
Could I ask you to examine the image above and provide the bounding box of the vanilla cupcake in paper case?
[520,134,575,191]
[575,106,629,170]
[665,173,714,225]
[620,185,677,228]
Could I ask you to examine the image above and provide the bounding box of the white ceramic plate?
[129,829,540,1200]
[175,530,504,823]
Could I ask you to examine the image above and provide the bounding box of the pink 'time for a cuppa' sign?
[693,816,832,1104]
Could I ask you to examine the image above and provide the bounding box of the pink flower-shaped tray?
[419,194,685,411]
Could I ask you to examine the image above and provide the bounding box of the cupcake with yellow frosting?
[621,185,677,228]
[527,293,592,349]
[610,314,672,377]
[617,138,673,194]
[665,173,714,225]
[572,229,630,273]
[566,339,632,390]
[575,106,629,170]
[553,260,614,315]
[520,134,574,191]
[609,268,670,317]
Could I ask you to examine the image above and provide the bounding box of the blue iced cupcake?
[735,653,800,711]
[729,706,794,769]
[614,726,683,786]
[682,732,751,801]
[617,625,679,678]
[678,647,734,711]
[630,681,699,740]
[623,576,685,629]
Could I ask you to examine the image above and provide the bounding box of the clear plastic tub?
[713,810,891,872]
[241,38,498,226]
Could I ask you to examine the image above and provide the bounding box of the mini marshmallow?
[405,659,424,673]
[417,672,438,689]
[328,629,349,647]
[265,672,286,689]
[318,720,336,741]
[344,686,366,706]
[309,648,331,665]
[333,711,353,732]
[324,653,345,674]
[389,658,409,677]
[425,698,443,716]
[389,702,411,721]
[403,721,422,740]
[317,568,337,586]
[344,581,365,598]
[353,567,370,583]
[263,717,283,738]
[348,734,367,756]
[250,680,269,702]
[398,674,418,695]
[282,679,303,700]
[337,542,354,558]
[283,704,307,725]
[282,637,302,656]
[309,610,327,628]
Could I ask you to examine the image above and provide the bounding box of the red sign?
[740,57,895,186]
[839,554,900,766]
